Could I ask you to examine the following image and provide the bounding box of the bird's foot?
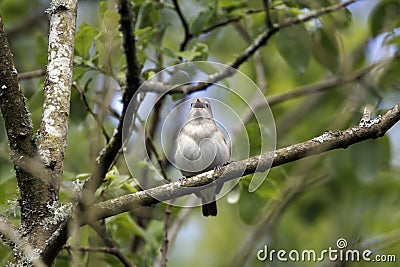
[178,176,186,185]
[214,165,222,172]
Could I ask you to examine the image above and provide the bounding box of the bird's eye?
[205,103,209,108]
[191,103,194,107]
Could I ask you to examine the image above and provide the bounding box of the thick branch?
[85,102,400,223]
[39,0,78,194]
[44,1,142,261]
[0,1,79,265]
[0,13,55,259]
[0,216,46,267]
[0,16,37,168]
[47,102,400,261]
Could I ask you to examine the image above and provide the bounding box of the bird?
[174,97,230,216]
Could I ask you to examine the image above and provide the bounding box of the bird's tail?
[201,200,217,216]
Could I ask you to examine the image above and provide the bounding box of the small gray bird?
[174,98,230,216]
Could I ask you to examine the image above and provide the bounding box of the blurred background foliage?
[0,0,400,266]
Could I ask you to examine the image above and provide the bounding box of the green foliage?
[311,28,340,74]
[75,23,98,59]
[1,0,400,266]
[190,6,215,36]
[34,33,48,68]
[275,25,311,74]
[378,60,400,91]
[369,0,400,37]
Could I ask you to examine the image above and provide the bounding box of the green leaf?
[218,0,247,11]
[245,122,261,157]
[108,213,157,247]
[378,60,400,91]
[134,26,153,36]
[192,43,209,61]
[34,34,48,68]
[73,65,89,81]
[175,43,209,61]
[103,9,120,31]
[99,1,108,18]
[75,23,98,59]
[135,1,162,30]
[311,28,340,74]
[175,50,201,61]
[369,0,400,37]
[321,7,353,30]
[237,179,267,225]
[275,25,311,74]
[349,138,390,183]
[190,7,213,36]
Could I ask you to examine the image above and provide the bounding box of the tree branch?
[268,54,398,106]
[44,2,143,261]
[139,0,358,95]
[0,215,46,267]
[180,9,265,47]
[64,245,135,267]
[0,12,58,263]
[39,0,78,194]
[0,16,37,174]
[1,0,79,264]
[80,0,142,205]
[17,69,46,80]
[171,0,191,51]
[72,81,110,142]
[234,53,398,136]
[262,0,273,29]
[83,101,400,223]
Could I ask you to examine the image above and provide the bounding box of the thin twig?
[154,199,196,266]
[233,54,399,138]
[263,0,273,29]
[17,69,45,80]
[361,229,400,251]
[146,135,169,182]
[160,204,172,267]
[171,0,191,51]
[201,9,264,34]
[72,82,110,142]
[79,0,142,205]
[89,221,118,248]
[268,56,397,106]
[64,245,135,267]
[233,21,267,92]
[89,221,135,267]
[139,0,359,95]
[145,127,172,267]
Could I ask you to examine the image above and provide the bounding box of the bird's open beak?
[193,99,205,109]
